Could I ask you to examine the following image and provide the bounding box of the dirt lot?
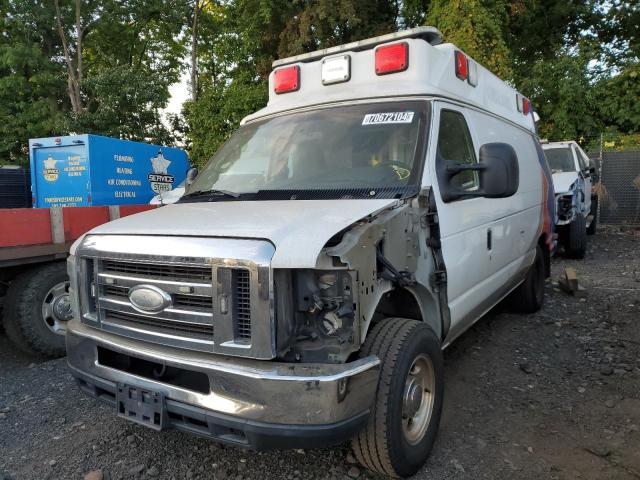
[1,228,639,480]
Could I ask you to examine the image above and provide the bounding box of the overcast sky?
[163,71,190,117]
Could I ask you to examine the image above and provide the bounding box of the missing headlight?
[276,269,357,363]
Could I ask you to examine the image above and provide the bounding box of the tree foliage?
[0,0,186,165]
[427,0,512,79]
[1,0,639,167]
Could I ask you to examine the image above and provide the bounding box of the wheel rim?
[402,353,435,445]
[41,281,72,335]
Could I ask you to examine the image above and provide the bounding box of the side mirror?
[478,143,519,198]
[185,167,198,187]
[439,142,519,202]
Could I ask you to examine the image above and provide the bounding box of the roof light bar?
[273,65,300,94]
[375,42,409,75]
[455,51,468,81]
[467,59,478,87]
[273,26,442,68]
[322,55,351,85]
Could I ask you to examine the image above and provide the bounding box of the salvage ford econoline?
[66,27,555,478]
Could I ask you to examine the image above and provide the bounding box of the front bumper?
[66,320,379,449]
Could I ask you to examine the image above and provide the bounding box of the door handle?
[487,228,492,250]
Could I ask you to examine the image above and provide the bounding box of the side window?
[580,150,592,171]
[574,147,587,171]
[437,109,478,191]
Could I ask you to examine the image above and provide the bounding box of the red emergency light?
[522,97,531,115]
[375,42,409,75]
[455,51,468,81]
[273,65,300,94]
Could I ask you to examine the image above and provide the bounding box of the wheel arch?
[369,285,442,340]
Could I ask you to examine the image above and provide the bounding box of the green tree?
[279,0,398,57]
[0,0,66,164]
[518,46,601,140]
[427,0,512,78]
[61,0,188,142]
[596,62,640,134]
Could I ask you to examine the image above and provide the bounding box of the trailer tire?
[351,318,443,478]
[565,214,587,259]
[3,262,70,357]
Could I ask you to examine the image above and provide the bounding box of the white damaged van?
[66,28,555,477]
[542,140,597,258]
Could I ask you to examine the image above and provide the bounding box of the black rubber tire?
[510,244,545,313]
[351,318,444,478]
[565,213,587,259]
[587,196,598,236]
[2,262,68,357]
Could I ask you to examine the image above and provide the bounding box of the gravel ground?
[1,228,639,480]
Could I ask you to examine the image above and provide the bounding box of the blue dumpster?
[29,134,189,208]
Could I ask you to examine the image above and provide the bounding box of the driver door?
[428,103,495,342]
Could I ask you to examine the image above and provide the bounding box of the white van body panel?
[246,40,535,134]
[428,101,542,344]
[88,199,397,269]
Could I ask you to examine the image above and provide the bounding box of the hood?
[85,199,398,268]
[552,171,578,195]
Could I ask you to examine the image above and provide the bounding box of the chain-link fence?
[587,149,640,226]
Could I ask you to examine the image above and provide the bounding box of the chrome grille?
[101,259,212,282]
[77,235,276,359]
[233,269,251,340]
[101,284,213,311]
[104,310,214,341]
[95,258,216,352]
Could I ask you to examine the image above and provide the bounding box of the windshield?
[183,101,428,201]
[545,147,575,173]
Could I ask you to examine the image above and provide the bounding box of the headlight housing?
[275,269,357,363]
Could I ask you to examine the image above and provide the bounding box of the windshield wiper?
[182,188,240,199]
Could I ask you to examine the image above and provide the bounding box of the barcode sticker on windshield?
[362,112,415,125]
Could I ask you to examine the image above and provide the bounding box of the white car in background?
[543,141,598,258]
[149,180,186,205]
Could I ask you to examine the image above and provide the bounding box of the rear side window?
[437,110,478,191]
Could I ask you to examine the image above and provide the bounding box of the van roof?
[243,27,536,133]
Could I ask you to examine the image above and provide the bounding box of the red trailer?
[0,205,155,357]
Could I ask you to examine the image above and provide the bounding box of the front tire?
[565,213,587,258]
[351,319,444,478]
[3,262,70,357]
[587,196,598,235]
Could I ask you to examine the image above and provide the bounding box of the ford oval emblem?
[128,285,172,313]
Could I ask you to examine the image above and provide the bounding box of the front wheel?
[565,213,587,258]
[3,262,70,357]
[587,196,598,235]
[351,318,444,478]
